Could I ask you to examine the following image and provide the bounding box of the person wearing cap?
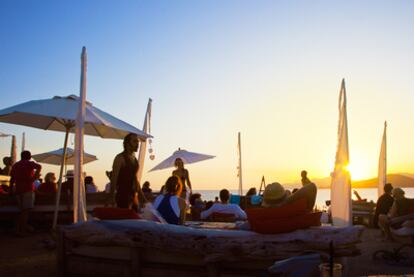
[109,133,147,209]
[373,183,394,228]
[262,181,317,211]
[378,187,412,241]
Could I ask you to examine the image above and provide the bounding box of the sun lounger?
[57,219,364,277]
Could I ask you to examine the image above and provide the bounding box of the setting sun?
[346,158,373,181]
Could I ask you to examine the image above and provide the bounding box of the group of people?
[14,131,414,238]
[375,183,414,241]
[1,150,103,235]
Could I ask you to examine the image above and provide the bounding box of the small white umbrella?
[149,148,215,172]
[32,147,97,165]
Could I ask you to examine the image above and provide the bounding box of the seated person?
[85,176,99,193]
[201,189,247,220]
[142,181,153,201]
[374,183,394,228]
[153,176,186,224]
[104,170,112,193]
[189,193,205,220]
[245,187,257,197]
[62,170,74,195]
[378,187,413,241]
[1,157,12,176]
[37,172,57,193]
[262,182,317,211]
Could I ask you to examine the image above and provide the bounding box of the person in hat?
[62,170,74,195]
[262,181,317,211]
[378,187,413,241]
[109,133,147,209]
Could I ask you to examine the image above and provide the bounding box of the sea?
[196,188,414,211]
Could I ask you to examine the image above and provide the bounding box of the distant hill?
[311,174,414,189]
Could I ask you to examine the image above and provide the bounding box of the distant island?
[285,173,414,189]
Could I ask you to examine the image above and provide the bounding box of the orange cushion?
[246,198,308,222]
[93,207,140,220]
[250,212,322,234]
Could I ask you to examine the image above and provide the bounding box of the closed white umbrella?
[378,121,387,197]
[149,148,215,172]
[330,79,352,227]
[32,147,97,165]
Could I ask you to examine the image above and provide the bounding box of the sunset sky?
[1,1,414,191]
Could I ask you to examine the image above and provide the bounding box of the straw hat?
[392,187,405,197]
[65,170,74,178]
[262,182,287,207]
[65,170,86,178]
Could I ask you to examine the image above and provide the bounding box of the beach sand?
[0,227,412,276]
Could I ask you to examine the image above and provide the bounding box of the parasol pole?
[238,132,243,195]
[53,126,70,229]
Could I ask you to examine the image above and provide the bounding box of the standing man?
[110,133,146,209]
[9,151,41,235]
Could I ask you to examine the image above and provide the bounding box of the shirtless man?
[109,133,146,209]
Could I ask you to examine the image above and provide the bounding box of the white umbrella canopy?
[32,147,97,165]
[0,95,150,140]
[149,148,215,172]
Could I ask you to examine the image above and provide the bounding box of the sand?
[0,226,412,276]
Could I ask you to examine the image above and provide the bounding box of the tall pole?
[74,46,88,223]
[53,127,70,229]
[238,132,243,195]
[137,98,152,183]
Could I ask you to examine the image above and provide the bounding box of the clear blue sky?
[1,1,414,190]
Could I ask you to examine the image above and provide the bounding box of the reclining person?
[262,182,317,211]
[201,189,247,221]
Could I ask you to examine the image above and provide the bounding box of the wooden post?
[130,247,141,277]
[56,228,66,277]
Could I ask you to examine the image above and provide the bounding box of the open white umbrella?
[0,90,151,228]
[149,148,215,172]
[32,147,97,165]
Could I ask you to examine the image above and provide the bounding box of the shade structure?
[0,90,151,229]
[149,148,215,172]
[32,147,97,165]
[0,132,11,137]
[0,95,150,140]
